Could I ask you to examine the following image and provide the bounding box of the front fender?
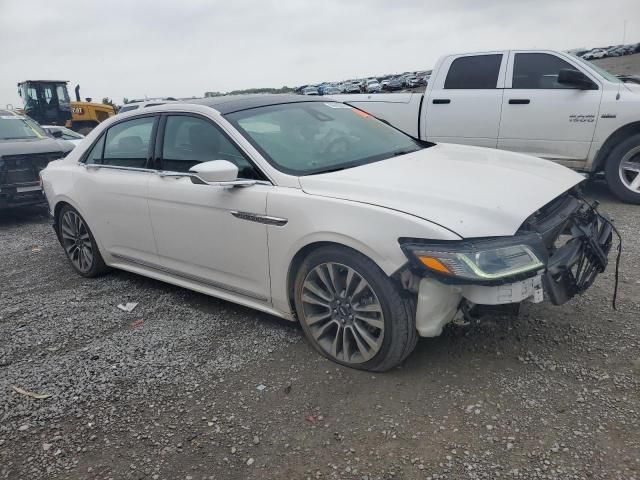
[266,188,460,315]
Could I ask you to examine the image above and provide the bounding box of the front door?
[498,51,602,163]
[146,114,272,302]
[424,52,507,148]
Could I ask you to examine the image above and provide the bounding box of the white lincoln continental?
[41,96,613,371]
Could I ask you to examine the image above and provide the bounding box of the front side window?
[101,116,155,168]
[161,115,263,179]
[512,53,579,89]
[85,135,105,165]
[226,102,424,175]
[444,54,502,89]
[55,85,70,105]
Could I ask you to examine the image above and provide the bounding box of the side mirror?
[188,160,255,187]
[50,130,64,138]
[557,69,597,90]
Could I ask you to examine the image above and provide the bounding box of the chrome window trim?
[78,163,274,188]
[78,163,157,174]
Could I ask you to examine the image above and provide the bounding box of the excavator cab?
[17,80,114,134]
[17,80,72,127]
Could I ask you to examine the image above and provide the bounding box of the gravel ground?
[592,52,640,76]
[1,181,639,480]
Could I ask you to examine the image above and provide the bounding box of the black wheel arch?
[52,200,71,244]
[593,121,640,171]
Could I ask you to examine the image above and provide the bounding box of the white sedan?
[41,96,613,371]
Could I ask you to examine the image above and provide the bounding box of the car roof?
[187,94,326,114]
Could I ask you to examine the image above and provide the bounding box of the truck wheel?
[293,245,418,372]
[604,133,640,204]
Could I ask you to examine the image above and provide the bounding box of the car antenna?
[616,20,627,100]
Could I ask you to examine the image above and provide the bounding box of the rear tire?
[58,205,108,277]
[604,133,640,204]
[293,245,417,372]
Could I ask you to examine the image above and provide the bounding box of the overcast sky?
[1,0,639,106]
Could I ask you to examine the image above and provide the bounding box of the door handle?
[508,99,530,104]
[432,99,451,104]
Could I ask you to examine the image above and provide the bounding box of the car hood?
[299,143,584,238]
[0,137,74,156]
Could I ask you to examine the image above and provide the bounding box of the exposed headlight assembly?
[401,234,548,284]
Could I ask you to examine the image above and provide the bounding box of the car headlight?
[400,234,548,284]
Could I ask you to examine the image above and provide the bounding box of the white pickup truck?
[331,49,640,203]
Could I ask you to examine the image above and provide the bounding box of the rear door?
[74,115,159,265]
[498,51,602,164]
[424,52,507,148]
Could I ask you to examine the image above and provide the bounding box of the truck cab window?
[512,53,577,89]
[444,54,502,89]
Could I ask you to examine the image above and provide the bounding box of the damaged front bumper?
[403,193,614,337]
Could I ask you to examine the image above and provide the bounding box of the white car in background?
[42,125,85,147]
[117,99,173,114]
[40,96,613,371]
[583,49,607,60]
[366,80,382,93]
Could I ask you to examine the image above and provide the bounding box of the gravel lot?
[592,52,640,76]
[1,181,639,480]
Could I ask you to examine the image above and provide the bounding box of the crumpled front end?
[399,191,614,337]
[519,193,613,306]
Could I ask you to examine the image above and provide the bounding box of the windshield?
[572,55,622,83]
[0,114,48,140]
[226,102,424,175]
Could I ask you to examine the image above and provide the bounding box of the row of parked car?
[577,42,640,60]
[298,71,431,96]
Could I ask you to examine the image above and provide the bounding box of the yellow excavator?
[17,80,115,134]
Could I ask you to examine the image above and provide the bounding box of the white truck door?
[424,52,506,148]
[498,51,602,165]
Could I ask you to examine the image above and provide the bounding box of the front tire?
[58,205,108,277]
[604,133,640,204]
[293,246,417,372]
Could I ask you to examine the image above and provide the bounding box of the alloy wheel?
[60,210,94,273]
[619,145,640,193]
[301,262,385,364]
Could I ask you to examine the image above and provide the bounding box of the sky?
[1,0,639,106]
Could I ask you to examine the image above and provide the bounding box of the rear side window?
[101,116,155,168]
[444,54,503,89]
[512,53,578,89]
